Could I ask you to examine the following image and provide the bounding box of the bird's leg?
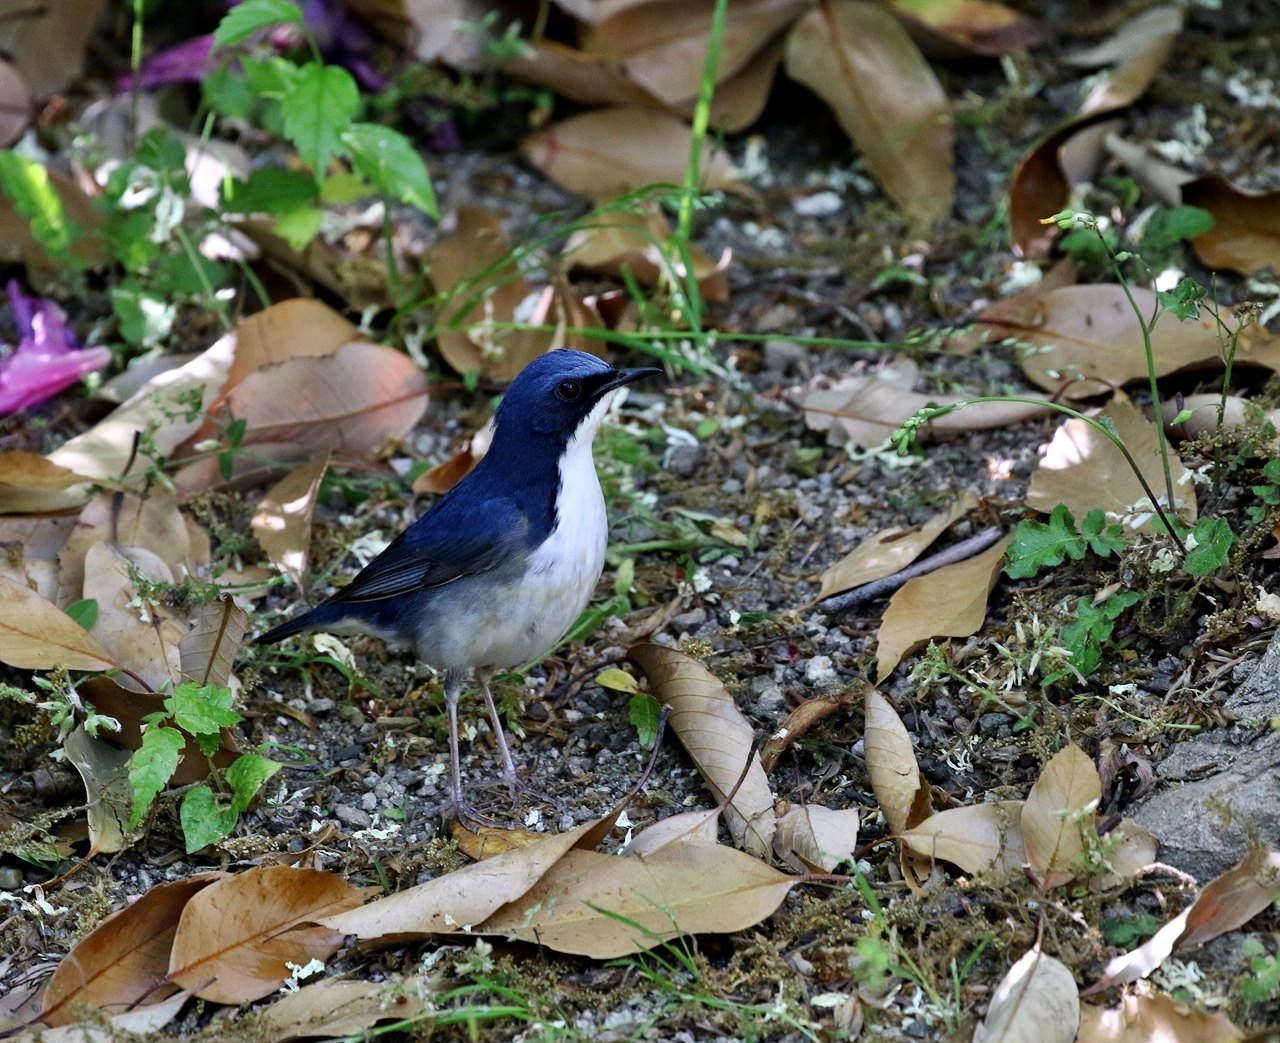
[478,668,567,813]
[444,671,499,831]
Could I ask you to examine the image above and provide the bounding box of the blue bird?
[257,349,658,827]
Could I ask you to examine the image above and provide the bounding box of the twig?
[817,526,1006,616]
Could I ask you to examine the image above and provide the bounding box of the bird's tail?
[256,603,346,645]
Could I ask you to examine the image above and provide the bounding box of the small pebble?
[334,805,372,829]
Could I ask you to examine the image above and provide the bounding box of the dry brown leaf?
[0,0,104,96]
[773,804,860,872]
[0,514,75,603]
[40,873,227,1026]
[251,452,330,591]
[863,690,931,835]
[874,534,1011,678]
[0,573,117,673]
[179,595,248,689]
[82,543,184,692]
[974,944,1079,1043]
[168,865,367,1004]
[976,285,1280,401]
[628,642,776,857]
[25,990,193,1042]
[62,725,133,855]
[1009,6,1183,255]
[1021,743,1101,891]
[253,976,429,1041]
[801,357,1051,448]
[819,494,976,599]
[785,0,953,222]
[1089,847,1280,992]
[759,686,863,773]
[900,800,1025,875]
[553,0,653,24]
[589,0,806,105]
[474,841,799,958]
[886,0,1042,57]
[563,204,730,303]
[1077,992,1242,1043]
[1090,817,1158,889]
[502,39,657,108]
[0,166,106,273]
[0,452,96,496]
[452,821,549,860]
[1183,175,1280,277]
[625,808,722,856]
[670,40,782,132]
[323,814,620,941]
[521,106,746,201]
[1026,392,1196,533]
[78,676,240,785]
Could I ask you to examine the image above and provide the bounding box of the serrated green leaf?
[0,151,76,264]
[343,122,439,218]
[1005,504,1086,579]
[629,692,662,748]
[180,785,237,852]
[1080,508,1127,558]
[65,598,99,630]
[1183,516,1235,577]
[227,753,283,814]
[212,0,303,50]
[165,682,241,737]
[128,726,186,828]
[281,62,359,176]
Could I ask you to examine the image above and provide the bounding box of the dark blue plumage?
[257,349,658,826]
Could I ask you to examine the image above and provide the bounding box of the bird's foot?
[499,771,569,816]
[450,792,505,833]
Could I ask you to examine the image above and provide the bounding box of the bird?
[257,349,659,827]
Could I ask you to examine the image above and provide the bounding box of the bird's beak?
[598,367,662,395]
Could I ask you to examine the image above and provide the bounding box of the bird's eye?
[557,379,583,401]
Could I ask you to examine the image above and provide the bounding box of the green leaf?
[152,251,227,298]
[227,753,283,814]
[212,0,303,50]
[1183,517,1235,577]
[281,62,360,176]
[629,692,662,748]
[165,682,241,738]
[1079,508,1127,558]
[226,418,249,448]
[65,598,99,630]
[224,167,318,214]
[1157,276,1208,322]
[343,122,439,218]
[203,62,256,119]
[110,283,176,350]
[0,151,77,264]
[128,726,186,828]
[1143,205,1214,252]
[597,668,640,695]
[272,205,324,251]
[1005,504,1088,579]
[180,785,237,852]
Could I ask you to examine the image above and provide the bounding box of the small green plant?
[1057,590,1143,677]
[1238,938,1280,1004]
[128,681,281,853]
[1005,505,1127,579]
[1100,912,1161,949]
[1248,459,1280,525]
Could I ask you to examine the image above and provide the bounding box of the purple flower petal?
[0,281,112,414]
[119,34,217,91]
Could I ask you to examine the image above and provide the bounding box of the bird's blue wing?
[326,494,530,604]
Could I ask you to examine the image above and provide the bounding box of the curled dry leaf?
[178,595,249,689]
[800,357,1051,449]
[819,494,976,600]
[1077,992,1242,1043]
[759,685,863,773]
[1026,392,1196,532]
[589,0,806,105]
[253,976,430,1042]
[62,725,133,855]
[900,800,1025,875]
[168,865,368,1004]
[251,452,331,591]
[521,107,746,201]
[41,872,228,1026]
[773,804,860,872]
[475,841,799,958]
[1183,174,1280,277]
[977,284,1280,401]
[886,0,1043,57]
[874,534,1012,679]
[863,690,931,835]
[1021,743,1102,891]
[323,814,620,941]
[974,944,1079,1043]
[28,990,193,1042]
[1009,5,1183,255]
[563,204,730,303]
[451,821,549,861]
[625,807,722,857]
[628,642,777,857]
[1089,847,1280,992]
[0,572,117,673]
[784,0,953,222]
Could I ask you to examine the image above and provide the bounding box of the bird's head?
[493,349,659,444]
